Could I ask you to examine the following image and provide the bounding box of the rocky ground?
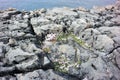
[0,0,120,80]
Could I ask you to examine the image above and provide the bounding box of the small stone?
[7,8,16,11]
[43,56,50,66]
[40,8,47,13]
[8,38,16,47]
[23,14,30,19]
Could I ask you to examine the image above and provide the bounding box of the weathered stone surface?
[31,17,50,27]
[98,26,120,38]
[5,48,34,64]
[111,15,120,26]
[58,44,77,61]
[94,35,114,52]
[113,36,120,45]
[17,69,79,80]
[33,23,63,35]
[0,1,120,80]
[51,7,78,16]
[79,57,110,79]
[0,10,21,20]
[79,28,101,46]
[116,53,120,69]
[0,75,17,80]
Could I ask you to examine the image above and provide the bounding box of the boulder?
[17,69,79,80]
[31,17,50,27]
[0,75,17,80]
[8,21,28,31]
[15,55,43,71]
[1,10,21,19]
[71,18,94,35]
[20,42,41,53]
[5,48,34,64]
[94,35,114,52]
[0,43,5,58]
[115,53,120,69]
[111,15,120,26]
[40,8,47,13]
[104,20,115,27]
[58,44,76,61]
[79,57,116,80]
[98,26,120,38]
[33,24,63,35]
[23,14,30,19]
[113,36,120,45]
[79,28,101,47]
[50,7,78,17]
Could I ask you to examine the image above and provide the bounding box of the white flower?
[46,33,56,41]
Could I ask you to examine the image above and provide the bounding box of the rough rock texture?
[0,0,120,80]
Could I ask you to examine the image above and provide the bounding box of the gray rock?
[113,36,120,45]
[8,38,17,47]
[0,62,4,66]
[0,75,17,80]
[79,28,101,47]
[115,53,120,69]
[58,44,76,61]
[8,24,20,31]
[0,46,4,58]
[0,66,16,76]
[17,69,41,80]
[117,48,120,53]
[20,42,41,53]
[111,15,120,26]
[104,20,115,27]
[15,55,43,71]
[94,35,114,52]
[79,57,115,80]
[40,8,47,13]
[17,69,79,80]
[33,24,63,35]
[0,4,120,80]
[7,10,21,16]
[71,18,88,35]
[43,56,51,66]
[94,22,103,28]
[8,21,28,31]
[51,7,78,17]
[5,48,34,64]
[0,42,6,58]
[1,10,21,19]
[4,47,47,72]
[23,14,30,19]
[15,14,23,20]
[31,17,50,27]
[0,13,10,19]
[98,26,120,38]
[106,58,120,80]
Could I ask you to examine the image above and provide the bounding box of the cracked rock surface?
[0,1,120,80]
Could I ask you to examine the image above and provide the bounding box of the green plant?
[56,32,92,50]
[70,34,91,49]
[54,62,68,73]
[77,60,81,65]
[42,47,51,53]
[56,32,69,41]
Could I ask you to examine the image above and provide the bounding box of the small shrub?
[54,62,68,73]
[42,47,51,53]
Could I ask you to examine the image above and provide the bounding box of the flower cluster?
[46,33,56,41]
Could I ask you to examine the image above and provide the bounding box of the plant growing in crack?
[56,31,92,51]
[41,27,93,73]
